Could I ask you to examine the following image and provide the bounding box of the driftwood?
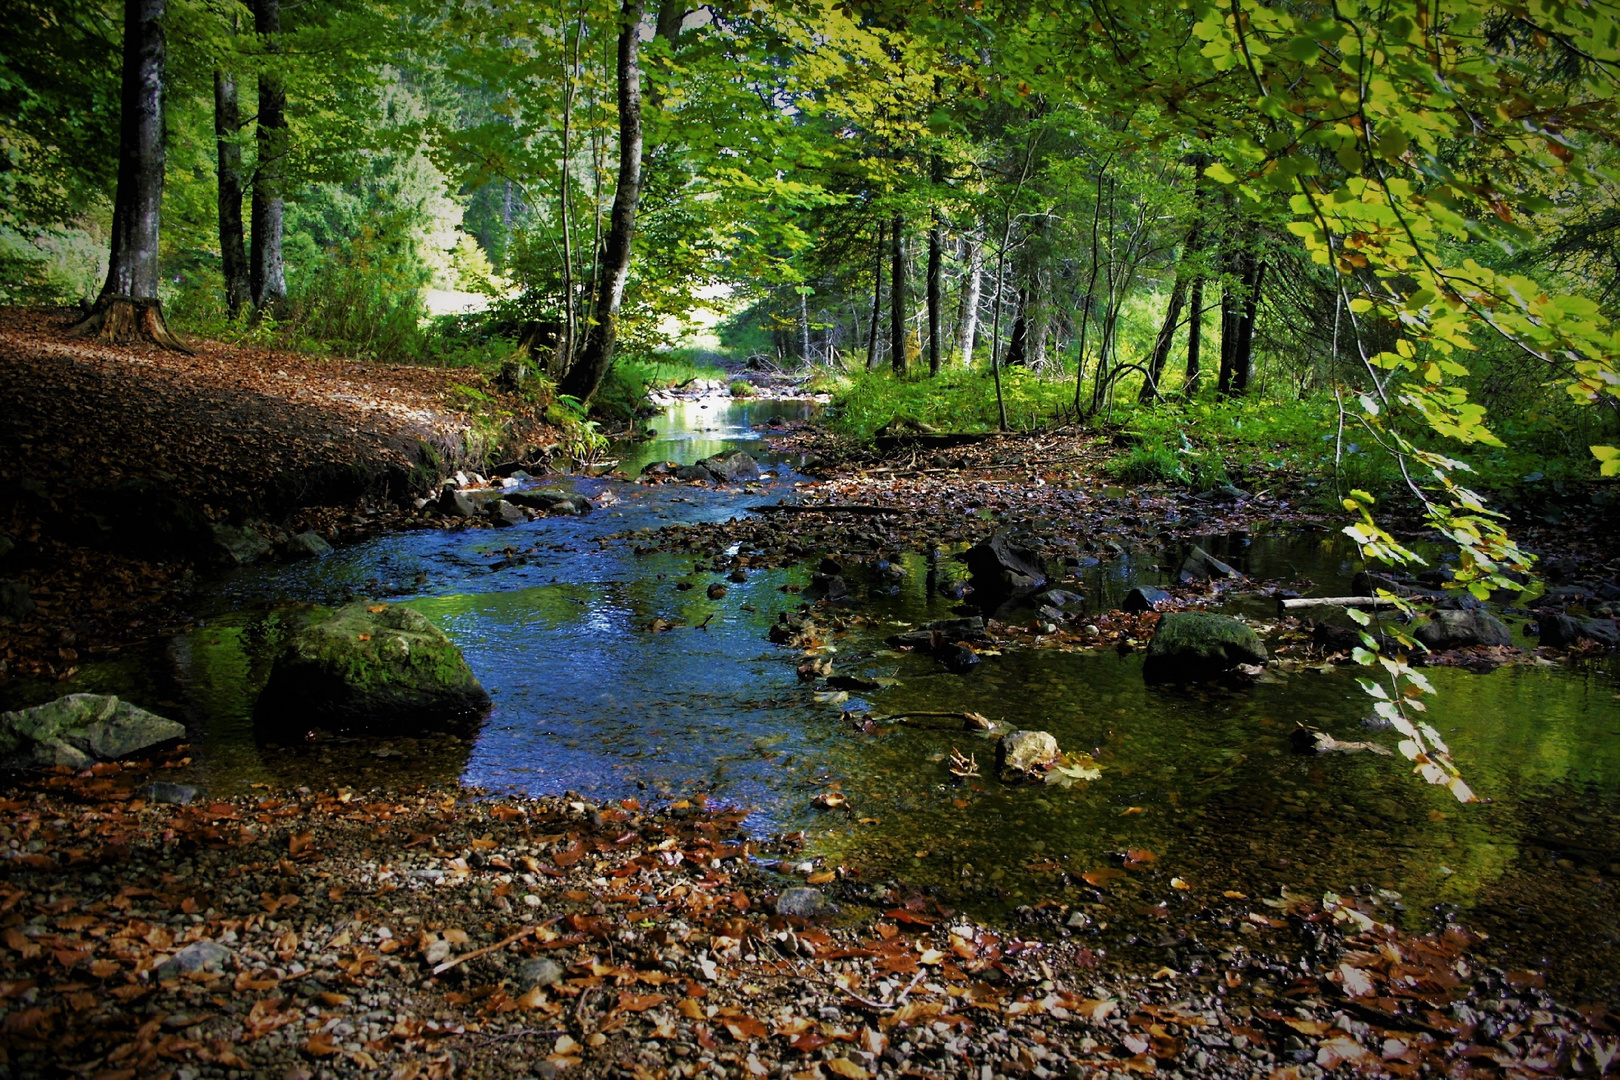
[747,504,911,515]
[1278,596,1401,615]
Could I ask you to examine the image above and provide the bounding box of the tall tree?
[955,229,982,366]
[888,211,908,375]
[214,59,250,318]
[559,0,646,402]
[926,156,943,376]
[69,0,188,350]
[250,0,287,316]
[865,219,885,370]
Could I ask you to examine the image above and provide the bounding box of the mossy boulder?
[0,694,185,770]
[257,602,490,732]
[1143,612,1267,683]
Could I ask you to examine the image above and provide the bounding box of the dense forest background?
[4,0,1620,538]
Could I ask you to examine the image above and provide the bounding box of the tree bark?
[1185,275,1204,393]
[889,211,908,376]
[866,218,884,371]
[559,0,644,402]
[799,287,812,363]
[250,0,287,317]
[956,229,982,367]
[1003,288,1028,368]
[214,65,250,319]
[1231,260,1265,395]
[69,0,188,351]
[926,212,943,376]
[1139,271,1188,403]
[1216,244,1241,396]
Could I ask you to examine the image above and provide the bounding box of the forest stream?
[6,396,1620,995]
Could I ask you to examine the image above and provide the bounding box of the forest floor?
[1,760,1614,1080]
[0,307,554,686]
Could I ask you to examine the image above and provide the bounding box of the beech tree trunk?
[70,0,188,351]
[1003,288,1028,368]
[559,0,644,402]
[865,219,884,371]
[956,230,982,367]
[889,212,908,376]
[799,288,812,363]
[250,0,287,317]
[214,65,249,319]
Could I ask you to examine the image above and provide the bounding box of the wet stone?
[517,957,565,989]
[776,887,830,918]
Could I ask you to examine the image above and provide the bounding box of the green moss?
[1143,612,1267,682]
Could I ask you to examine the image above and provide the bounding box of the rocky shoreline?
[1,762,1613,1080]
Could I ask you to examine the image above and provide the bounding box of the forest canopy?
[2,0,1619,525]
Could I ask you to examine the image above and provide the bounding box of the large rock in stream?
[1412,608,1511,650]
[0,694,185,770]
[963,530,1046,602]
[257,602,490,732]
[1143,611,1267,682]
[695,451,762,484]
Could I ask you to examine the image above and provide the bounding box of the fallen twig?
[431,925,537,976]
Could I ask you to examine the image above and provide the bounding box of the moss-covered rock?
[1143,612,1267,683]
[0,694,185,770]
[256,602,490,732]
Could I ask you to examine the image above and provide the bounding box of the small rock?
[517,957,564,989]
[0,579,35,621]
[964,530,1047,601]
[155,939,233,980]
[505,488,592,515]
[0,693,185,770]
[423,938,453,966]
[438,488,477,518]
[210,523,273,566]
[1179,545,1243,582]
[776,887,831,918]
[286,531,334,559]
[802,573,848,602]
[144,782,200,806]
[727,569,747,583]
[817,557,843,576]
[1122,585,1171,612]
[997,729,1060,774]
[488,499,527,526]
[696,450,761,483]
[943,643,981,673]
[706,583,728,599]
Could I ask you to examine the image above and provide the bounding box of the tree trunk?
[889,211,908,376]
[1184,275,1204,393]
[1003,288,1028,368]
[558,0,645,402]
[69,0,188,351]
[250,0,287,317]
[926,154,943,376]
[1216,247,1241,396]
[866,218,884,371]
[1026,269,1049,371]
[799,287,812,363]
[956,229,982,367]
[1139,273,1188,403]
[926,211,943,376]
[1231,260,1265,395]
[214,66,249,319]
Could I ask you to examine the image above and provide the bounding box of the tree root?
[67,296,193,354]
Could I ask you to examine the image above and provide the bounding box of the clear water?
[7,397,1620,987]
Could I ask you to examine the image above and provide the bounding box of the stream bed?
[6,397,1620,991]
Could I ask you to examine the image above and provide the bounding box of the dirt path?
[0,307,550,684]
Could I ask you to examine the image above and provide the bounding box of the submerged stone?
[776,887,831,918]
[1143,611,1267,682]
[286,530,334,559]
[257,601,490,733]
[997,730,1060,775]
[1536,612,1620,648]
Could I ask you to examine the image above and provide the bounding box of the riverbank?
[1,762,1613,1079]
[0,308,557,684]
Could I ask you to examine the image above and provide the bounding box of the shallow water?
[7,397,1620,984]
